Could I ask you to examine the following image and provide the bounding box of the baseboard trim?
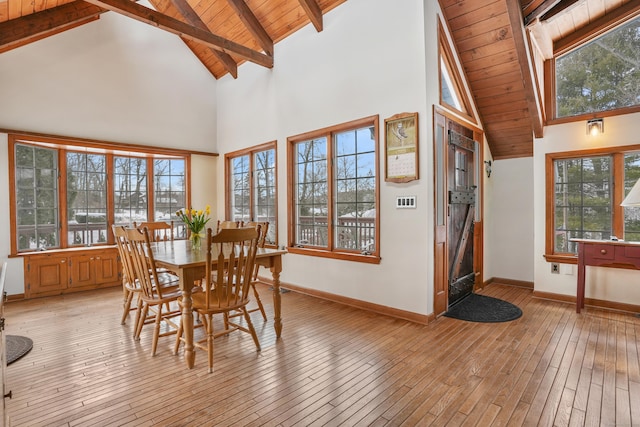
[257,277,434,325]
[533,290,640,314]
[484,277,534,289]
[5,293,25,302]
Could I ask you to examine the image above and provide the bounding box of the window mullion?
[147,158,155,222]
[106,155,115,243]
[613,153,625,238]
[59,149,69,248]
[327,133,335,251]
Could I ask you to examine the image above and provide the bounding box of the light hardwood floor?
[4,283,640,426]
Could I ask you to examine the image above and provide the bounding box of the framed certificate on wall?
[385,112,419,183]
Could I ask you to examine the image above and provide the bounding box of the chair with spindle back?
[238,221,269,321]
[216,220,239,232]
[125,227,182,356]
[113,225,180,336]
[174,226,261,373]
[134,221,175,242]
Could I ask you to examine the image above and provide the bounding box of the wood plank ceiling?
[440,0,633,159]
[0,0,635,159]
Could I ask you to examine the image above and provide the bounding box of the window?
[9,135,190,253]
[114,157,148,225]
[438,20,474,121]
[226,142,277,245]
[153,159,186,222]
[66,152,108,246]
[288,116,380,263]
[14,144,59,251]
[546,146,640,260]
[551,14,640,120]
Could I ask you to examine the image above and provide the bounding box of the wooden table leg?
[576,244,585,314]
[270,255,283,338]
[180,269,196,369]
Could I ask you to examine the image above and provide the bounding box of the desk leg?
[271,255,283,338]
[577,247,585,314]
[180,273,195,369]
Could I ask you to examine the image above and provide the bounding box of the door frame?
[432,106,485,316]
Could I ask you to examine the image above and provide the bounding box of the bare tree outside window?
[293,121,377,254]
[15,144,59,251]
[67,152,108,246]
[114,157,147,225]
[154,158,186,223]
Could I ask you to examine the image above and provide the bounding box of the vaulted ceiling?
[0,0,637,159]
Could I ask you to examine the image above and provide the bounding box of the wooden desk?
[150,239,287,369]
[572,239,640,313]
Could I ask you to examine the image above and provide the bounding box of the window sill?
[543,253,577,265]
[287,246,381,264]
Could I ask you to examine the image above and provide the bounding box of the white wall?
[534,112,640,305]
[484,157,535,282]
[0,11,218,295]
[216,0,438,315]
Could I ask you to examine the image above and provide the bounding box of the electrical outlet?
[551,263,560,274]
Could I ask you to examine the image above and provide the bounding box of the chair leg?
[121,289,134,325]
[151,305,163,356]
[206,313,215,374]
[242,307,261,352]
[174,318,183,355]
[135,302,148,341]
[132,294,143,338]
[251,282,267,321]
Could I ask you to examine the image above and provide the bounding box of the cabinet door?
[25,255,69,298]
[69,254,94,289]
[93,251,119,285]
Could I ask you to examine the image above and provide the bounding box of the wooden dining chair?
[216,220,239,232]
[126,227,182,356]
[175,226,261,373]
[113,225,143,328]
[238,221,269,321]
[113,225,179,333]
[134,221,174,242]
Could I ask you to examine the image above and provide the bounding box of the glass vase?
[190,232,203,251]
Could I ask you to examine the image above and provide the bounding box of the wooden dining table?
[150,238,287,369]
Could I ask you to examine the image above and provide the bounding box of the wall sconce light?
[484,160,492,178]
[587,118,604,136]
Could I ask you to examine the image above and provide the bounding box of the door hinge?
[0,317,4,331]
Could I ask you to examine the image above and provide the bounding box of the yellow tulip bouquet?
[176,205,211,249]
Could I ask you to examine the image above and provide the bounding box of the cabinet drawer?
[623,246,640,258]
[584,244,615,261]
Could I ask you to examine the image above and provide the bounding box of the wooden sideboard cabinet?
[572,238,640,313]
[23,246,121,298]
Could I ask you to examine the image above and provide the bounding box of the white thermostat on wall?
[396,196,416,208]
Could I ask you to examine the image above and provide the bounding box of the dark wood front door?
[433,109,482,316]
[447,130,476,307]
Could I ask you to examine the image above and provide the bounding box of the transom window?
[546,146,640,259]
[288,116,380,263]
[552,14,640,120]
[10,135,190,253]
[225,142,277,245]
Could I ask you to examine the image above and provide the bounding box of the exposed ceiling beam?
[0,1,104,53]
[554,0,640,55]
[225,0,274,56]
[83,0,273,68]
[297,0,323,32]
[540,0,580,22]
[168,0,238,78]
[523,0,561,25]
[506,0,544,138]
